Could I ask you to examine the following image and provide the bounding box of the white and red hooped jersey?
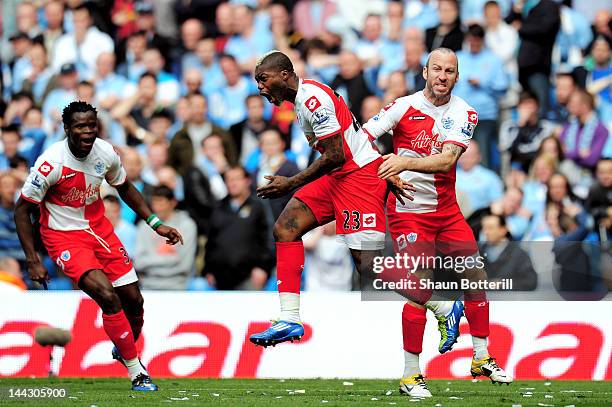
[363,91,478,214]
[294,79,380,177]
[20,138,127,231]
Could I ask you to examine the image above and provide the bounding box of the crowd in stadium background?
[0,0,610,292]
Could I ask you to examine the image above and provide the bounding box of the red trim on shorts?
[20,194,40,204]
[442,140,468,149]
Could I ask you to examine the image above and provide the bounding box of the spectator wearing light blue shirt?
[402,0,439,30]
[554,2,593,71]
[182,38,226,93]
[461,0,512,22]
[42,63,78,135]
[224,4,274,72]
[93,52,134,112]
[177,19,205,79]
[456,141,504,215]
[454,23,508,169]
[352,14,402,92]
[208,55,259,129]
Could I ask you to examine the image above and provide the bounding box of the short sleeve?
[444,106,478,149]
[21,157,60,204]
[105,148,127,187]
[363,99,406,140]
[301,92,341,140]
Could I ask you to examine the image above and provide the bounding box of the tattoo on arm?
[443,143,465,165]
[288,133,345,189]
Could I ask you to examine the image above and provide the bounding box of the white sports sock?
[425,300,452,317]
[403,351,421,377]
[279,292,301,323]
[472,336,489,360]
[125,357,148,381]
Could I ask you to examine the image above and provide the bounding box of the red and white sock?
[402,302,426,376]
[276,241,304,323]
[103,310,147,379]
[465,294,490,360]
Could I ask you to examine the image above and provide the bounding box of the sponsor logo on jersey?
[409,115,426,120]
[60,250,71,261]
[396,234,407,251]
[407,232,418,243]
[61,184,101,204]
[441,117,454,129]
[313,109,329,125]
[31,174,42,188]
[60,172,77,181]
[363,213,376,228]
[411,130,442,150]
[37,161,54,177]
[467,110,478,125]
[304,96,321,112]
[94,161,105,175]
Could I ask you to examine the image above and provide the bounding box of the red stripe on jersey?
[433,166,458,212]
[302,80,352,132]
[47,167,87,208]
[84,196,106,228]
[302,79,357,168]
[393,107,439,156]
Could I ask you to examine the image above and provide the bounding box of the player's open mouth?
[261,92,278,105]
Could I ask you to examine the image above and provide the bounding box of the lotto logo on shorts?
[305,96,321,112]
[362,213,376,228]
[37,161,54,177]
[396,234,407,251]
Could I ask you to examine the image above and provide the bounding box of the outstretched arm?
[378,143,465,178]
[116,180,184,245]
[257,133,345,199]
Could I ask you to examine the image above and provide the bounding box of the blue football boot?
[249,320,304,347]
[112,346,126,367]
[131,373,159,391]
[436,300,464,353]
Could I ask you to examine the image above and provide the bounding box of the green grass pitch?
[0,378,609,406]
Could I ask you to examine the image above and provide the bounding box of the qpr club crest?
[60,250,71,261]
[94,161,105,174]
[441,116,454,130]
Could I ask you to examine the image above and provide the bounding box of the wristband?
[146,214,163,230]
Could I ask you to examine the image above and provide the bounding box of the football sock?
[425,300,452,317]
[404,351,421,377]
[276,242,304,323]
[472,336,489,360]
[279,292,301,323]
[125,309,144,341]
[402,302,426,355]
[125,357,148,381]
[464,298,490,338]
[103,310,138,361]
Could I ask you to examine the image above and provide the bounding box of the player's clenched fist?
[155,225,184,245]
[378,154,409,179]
[26,255,49,283]
[257,175,293,199]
